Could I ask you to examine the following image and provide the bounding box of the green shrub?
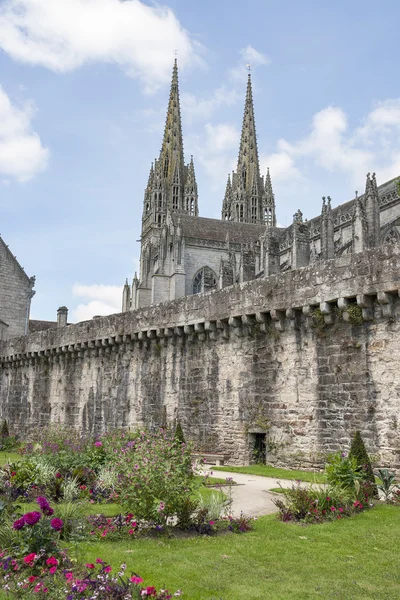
[174,421,186,445]
[349,431,378,497]
[115,428,199,523]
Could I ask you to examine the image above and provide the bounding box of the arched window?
[193,267,218,295]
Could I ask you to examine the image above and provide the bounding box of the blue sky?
[0,0,399,321]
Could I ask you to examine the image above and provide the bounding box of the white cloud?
[0,86,49,181]
[261,101,400,188]
[182,87,239,122]
[229,45,270,82]
[72,283,121,321]
[0,0,201,93]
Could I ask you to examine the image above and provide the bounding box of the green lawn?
[72,504,400,599]
[214,464,326,483]
[0,452,20,465]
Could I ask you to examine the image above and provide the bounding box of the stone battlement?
[1,244,400,365]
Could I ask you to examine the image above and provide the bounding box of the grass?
[72,504,400,599]
[214,464,326,483]
[0,452,20,466]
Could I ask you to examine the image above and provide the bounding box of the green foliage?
[274,481,369,523]
[325,452,363,489]
[0,420,9,438]
[114,428,199,523]
[197,490,230,521]
[174,421,186,445]
[344,303,363,325]
[349,431,378,497]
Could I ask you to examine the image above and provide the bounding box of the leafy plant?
[376,468,398,501]
[325,452,363,489]
[197,490,230,521]
[62,476,80,503]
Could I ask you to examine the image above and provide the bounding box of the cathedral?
[122,60,400,311]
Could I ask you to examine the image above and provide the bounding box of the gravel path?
[202,468,299,517]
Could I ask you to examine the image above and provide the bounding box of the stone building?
[0,235,35,339]
[122,61,400,311]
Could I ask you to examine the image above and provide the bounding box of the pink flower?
[94,441,103,447]
[23,553,37,565]
[85,563,95,569]
[46,557,58,566]
[49,566,57,574]
[330,506,336,512]
[130,576,144,584]
[95,558,104,564]
[50,518,63,531]
[209,520,215,525]
[77,583,87,592]
[104,565,112,573]
[24,512,41,526]
[65,572,73,581]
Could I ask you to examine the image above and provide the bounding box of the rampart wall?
[1,245,400,468]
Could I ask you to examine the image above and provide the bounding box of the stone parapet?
[1,244,400,365]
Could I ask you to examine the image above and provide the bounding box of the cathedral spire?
[236,73,261,187]
[224,73,263,223]
[159,58,185,186]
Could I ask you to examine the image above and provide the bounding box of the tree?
[0,419,9,438]
[349,431,378,498]
[174,421,186,445]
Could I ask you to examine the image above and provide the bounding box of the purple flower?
[36,496,50,512]
[24,511,41,526]
[50,518,63,531]
[43,507,54,516]
[12,517,25,530]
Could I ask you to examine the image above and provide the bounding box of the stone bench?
[192,452,230,466]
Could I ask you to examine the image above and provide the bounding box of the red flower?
[29,576,37,583]
[85,563,95,569]
[145,586,157,596]
[46,557,58,566]
[23,553,37,565]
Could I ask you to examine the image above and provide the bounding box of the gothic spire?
[224,73,263,223]
[236,73,261,189]
[222,174,233,220]
[159,58,185,185]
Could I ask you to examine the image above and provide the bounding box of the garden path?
[202,469,301,517]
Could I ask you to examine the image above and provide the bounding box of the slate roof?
[171,214,267,244]
[29,320,58,333]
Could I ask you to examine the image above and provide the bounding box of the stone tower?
[124,59,199,310]
[222,73,274,224]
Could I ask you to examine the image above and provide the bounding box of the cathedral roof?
[171,214,266,244]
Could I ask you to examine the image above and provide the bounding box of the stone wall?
[0,238,34,339]
[1,244,400,469]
